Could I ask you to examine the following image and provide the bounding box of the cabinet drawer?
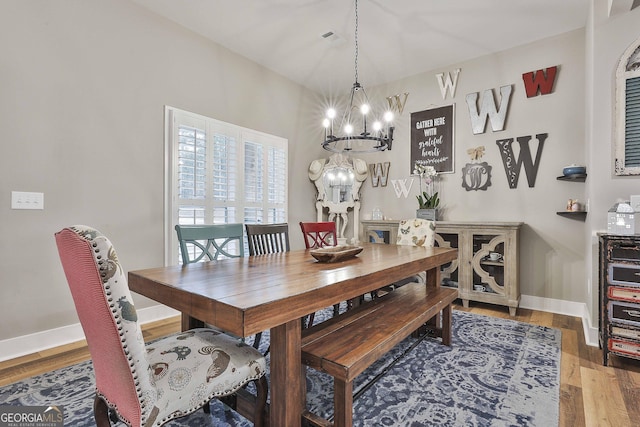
[609,301,640,327]
[608,263,640,287]
[608,286,640,303]
[611,326,640,341]
[609,338,640,358]
[608,240,640,262]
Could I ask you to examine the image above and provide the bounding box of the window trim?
[164,106,288,266]
[614,38,640,176]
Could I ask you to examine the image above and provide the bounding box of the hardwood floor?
[1,302,639,426]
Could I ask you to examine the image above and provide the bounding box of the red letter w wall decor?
[496,133,548,188]
[522,66,558,98]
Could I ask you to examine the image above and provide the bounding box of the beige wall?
[0,0,321,343]
[586,1,640,319]
[357,29,587,305]
[1,0,638,352]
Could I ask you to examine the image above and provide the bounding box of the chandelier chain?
[354,0,359,84]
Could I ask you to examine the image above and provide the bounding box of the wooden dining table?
[128,242,457,426]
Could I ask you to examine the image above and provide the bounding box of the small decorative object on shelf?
[562,164,586,176]
[566,199,581,211]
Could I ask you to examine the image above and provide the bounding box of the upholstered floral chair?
[54,225,268,427]
[396,218,436,248]
[392,218,437,288]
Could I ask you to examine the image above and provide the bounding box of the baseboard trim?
[520,294,599,347]
[0,294,601,362]
[0,305,180,362]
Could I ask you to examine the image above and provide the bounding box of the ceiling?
[130,0,591,95]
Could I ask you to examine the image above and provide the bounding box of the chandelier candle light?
[322,0,395,153]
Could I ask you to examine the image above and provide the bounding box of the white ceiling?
[130,0,591,95]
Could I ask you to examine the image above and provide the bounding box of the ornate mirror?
[309,153,368,244]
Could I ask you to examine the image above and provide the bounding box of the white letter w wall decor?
[496,133,548,188]
[391,179,413,198]
[369,162,390,187]
[466,85,513,134]
[436,68,461,99]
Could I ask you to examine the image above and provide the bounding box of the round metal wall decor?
[462,162,492,191]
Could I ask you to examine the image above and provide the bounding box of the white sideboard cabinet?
[361,220,523,316]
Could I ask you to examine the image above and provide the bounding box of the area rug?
[0,310,561,426]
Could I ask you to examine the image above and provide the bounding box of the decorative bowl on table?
[562,164,586,176]
[310,245,363,263]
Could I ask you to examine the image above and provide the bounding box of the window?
[614,39,640,175]
[165,107,288,264]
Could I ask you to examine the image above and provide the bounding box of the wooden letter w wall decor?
[369,162,390,187]
[496,133,548,188]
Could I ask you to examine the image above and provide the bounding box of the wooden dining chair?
[175,223,244,264]
[175,224,265,351]
[299,221,337,249]
[245,223,316,334]
[299,221,341,325]
[245,223,290,256]
[55,225,267,427]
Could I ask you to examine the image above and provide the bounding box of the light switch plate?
[11,191,44,210]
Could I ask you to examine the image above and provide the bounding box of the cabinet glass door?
[471,234,505,294]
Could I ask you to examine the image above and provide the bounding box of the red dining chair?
[55,225,268,427]
[299,221,343,325]
[299,221,337,249]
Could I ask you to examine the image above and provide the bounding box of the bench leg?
[333,378,353,427]
[442,304,452,346]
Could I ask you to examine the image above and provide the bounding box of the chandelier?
[321,0,394,153]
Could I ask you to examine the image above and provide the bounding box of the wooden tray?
[310,245,363,263]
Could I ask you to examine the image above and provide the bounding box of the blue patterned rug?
[0,310,561,426]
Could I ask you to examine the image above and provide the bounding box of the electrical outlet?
[11,191,44,210]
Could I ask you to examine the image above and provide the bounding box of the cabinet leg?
[509,306,517,316]
[462,299,469,308]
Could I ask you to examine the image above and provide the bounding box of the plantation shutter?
[167,107,288,264]
[625,76,640,167]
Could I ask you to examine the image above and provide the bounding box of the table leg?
[425,267,443,330]
[181,313,204,331]
[270,319,304,426]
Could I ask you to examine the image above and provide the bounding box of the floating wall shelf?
[557,173,587,220]
[557,173,587,182]
[556,211,587,221]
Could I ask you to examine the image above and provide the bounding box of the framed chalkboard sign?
[410,104,455,174]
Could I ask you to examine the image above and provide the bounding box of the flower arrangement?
[413,164,440,209]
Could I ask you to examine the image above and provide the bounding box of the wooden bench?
[301,282,458,427]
